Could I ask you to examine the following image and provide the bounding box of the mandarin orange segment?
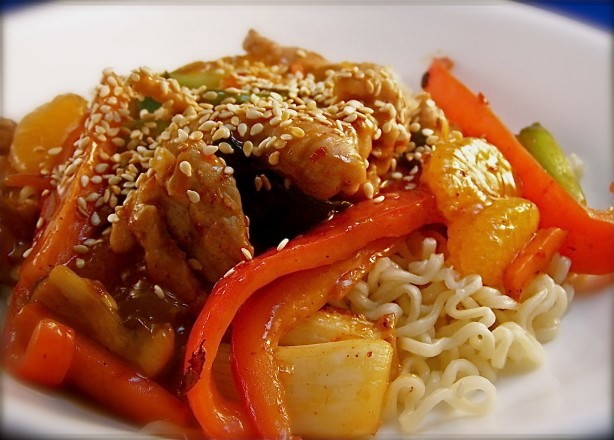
[447,197,539,287]
[422,137,519,220]
[9,93,88,174]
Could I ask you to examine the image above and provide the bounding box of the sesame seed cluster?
[36,38,449,263]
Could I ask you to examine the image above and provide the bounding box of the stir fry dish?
[1,31,613,439]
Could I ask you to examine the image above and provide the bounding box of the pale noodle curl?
[342,233,573,433]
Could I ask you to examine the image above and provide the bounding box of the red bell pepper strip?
[183,189,442,439]
[8,303,194,427]
[231,237,399,439]
[423,58,614,275]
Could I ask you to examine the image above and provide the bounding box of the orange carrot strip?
[8,303,193,427]
[423,58,614,275]
[68,329,194,427]
[16,318,75,386]
[503,227,568,301]
[10,303,75,387]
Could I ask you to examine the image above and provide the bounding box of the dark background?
[1,0,613,31]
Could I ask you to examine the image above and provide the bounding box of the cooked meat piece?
[125,179,203,303]
[240,32,417,177]
[163,31,418,200]
[320,62,415,174]
[113,138,252,292]
[217,114,372,200]
[242,29,327,72]
[160,143,253,282]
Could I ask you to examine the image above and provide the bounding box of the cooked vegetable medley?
[1,31,613,439]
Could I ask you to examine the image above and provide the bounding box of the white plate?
[1,1,612,438]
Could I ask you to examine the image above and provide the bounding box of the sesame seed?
[409,122,421,133]
[241,247,253,260]
[108,175,122,185]
[290,126,305,137]
[90,212,101,226]
[73,244,89,254]
[261,174,272,191]
[179,161,193,177]
[258,137,271,150]
[153,284,165,299]
[223,166,234,175]
[80,175,90,188]
[77,196,87,210]
[107,213,120,223]
[218,142,234,154]
[64,162,78,176]
[199,120,217,132]
[268,151,280,165]
[343,113,358,123]
[243,140,254,157]
[189,130,204,140]
[254,176,263,191]
[373,195,385,203]
[223,267,236,278]
[203,91,218,100]
[276,238,289,251]
[246,109,264,119]
[188,258,203,271]
[426,135,439,145]
[47,146,63,156]
[95,163,109,173]
[177,128,189,143]
[238,123,248,137]
[36,217,44,229]
[75,258,85,269]
[84,238,98,248]
[22,247,33,258]
[107,127,120,137]
[99,85,111,97]
[250,123,264,136]
[202,145,219,155]
[211,126,231,141]
[363,182,375,199]
[187,190,200,203]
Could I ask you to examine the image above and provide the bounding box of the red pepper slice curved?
[423,58,614,274]
[183,189,442,439]
[231,237,399,438]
